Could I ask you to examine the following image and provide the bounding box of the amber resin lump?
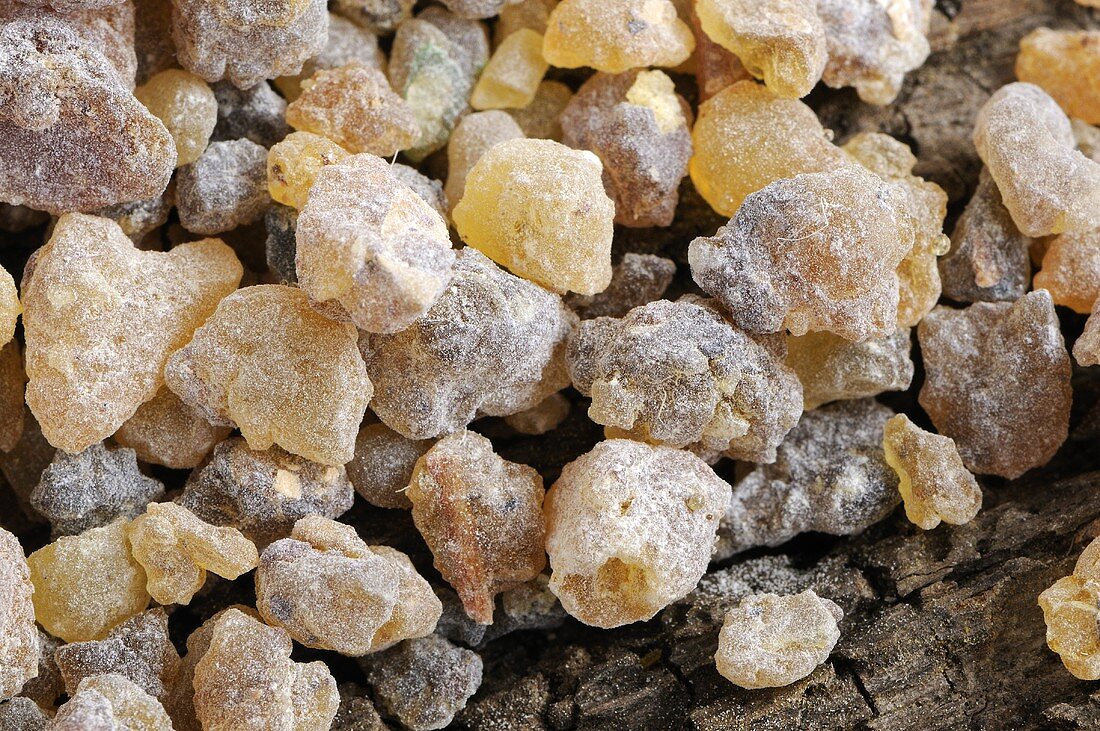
[452,138,614,295]
[27,519,150,643]
[695,0,827,99]
[21,214,242,454]
[165,285,372,466]
[175,139,271,235]
[689,80,847,217]
[567,298,803,463]
[134,69,217,167]
[346,423,432,510]
[471,28,546,111]
[716,590,843,689]
[1016,28,1100,125]
[1040,538,1100,680]
[126,502,258,606]
[882,414,981,530]
[444,111,525,210]
[0,267,17,348]
[171,0,328,89]
[275,12,387,101]
[542,0,695,73]
[192,608,338,731]
[53,673,174,731]
[0,528,37,701]
[266,131,350,210]
[918,290,1071,479]
[407,430,546,624]
[1032,228,1100,314]
[544,439,731,628]
[114,388,231,469]
[1077,302,1100,367]
[255,517,442,655]
[689,166,915,342]
[0,18,175,214]
[296,154,456,334]
[973,82,1100,237]
[786,328,913,410]
[285,62,420,157]
[361,247,576,440]
[561,70,693,228]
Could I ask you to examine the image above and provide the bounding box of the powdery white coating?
[568,298,803,463]
[561,69,693,228]
[286,62,419,157]
[346,423,432,510]
[1076,300,1100,367]
[30,442,165,537]
[16,0,127,10]
[695,0,826,99]
[1016,28,1100,125]
[114,388,231,469]
[192,608,338,731]
[275,12,387,101]
[126,502,259,606]
[296,154,456,334]
[973,82,1100,237]
[55,609,179,703]
[917,290,1072,479]
[0,697,48,729]
[21,214,242,454]
[27,519,150,643]
[689,166,915,342]
[566,253,676,320]
[504,392,571,435]
[939,169,1033,303]
[164,285,372,466]
[688,80,848,217]
[209,79,290,147]
[0,528,36,702]
[361,247,576,440]
[786,328,914,410]
[408,430,546,624]
[717,399,900,558]
[332,0,414,34]
[817,0,932,105]
[452,138,614,295]
[545,439,731,628]
[391,163,450,220]
[882,414,981,530]
[176,138,271,235]
[1033,228,1100,314]
[171,0,328,89]
[419,5,490,77]
[508,80,573,141]
[255,516,442,655]
[1039,537,1100,680]
[180,436,354,547]
[440,0,512,18]
[445,111,525,212]
[542,0,695,73]
[0,18,175,214]
[470,28,548,110]
[54,673,173,731]
[94,193,174,244]
[0,267,17,347]
[364,635,483,731]
[134,69,217,167]
[715,590,842,689]
[1076,118,1100,163]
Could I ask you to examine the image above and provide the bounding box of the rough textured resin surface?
[114,388,231,469]
[786,329,914,410]
[561,70,692,228]
[22,214,242,453]
[192,608,338,731]
[545,439,731,628]
[689,166,914,342]
[361,248,576,440]
[688,81,847,217]
[0,528,36,701]
[171,0,328,89]
[176,138,271,235]
[418,5,491,79]
[718,399,900,558]
[135,69,217,167]
[542,0,695,73]
[0,696,49,729]
[695,0,826,99]
[256,517,441,655]
[286,63,419,157]
[918,290,1071,479]
[973,83,1100,237]
[508,80,573,140]
[453,138,613,295]
[1076,302,1100,367]
[566,253,676,320]
[210,80,290,147]
[296,154,456,334]
[30,443,165,537]
[496,0,553,41]
[1039,538,1100,680]
[689,0,753,102]
[333,0,414,34]
[715,590,843,689]
[27,519,150,643]
[445,111,525,210]
[181,437,354,547]
[1016,28,1100,125]
[0,268,16,347]
[275,13,386,101]
[568,298,802,462]
[440,0,508,18]
[165,285,372,466]
[126,502,258,606]
[54,673,173,731]
[266,132,350,210]
[346,423,432,510]
[1033,229,1100,314]
[471,29,548,110]
[365,635,483,731]
[504,392,571,435]
[408,431,546,624]
[816,0,932,105]
[882,414,982,530]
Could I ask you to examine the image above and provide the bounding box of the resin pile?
[0,0,1098,729]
